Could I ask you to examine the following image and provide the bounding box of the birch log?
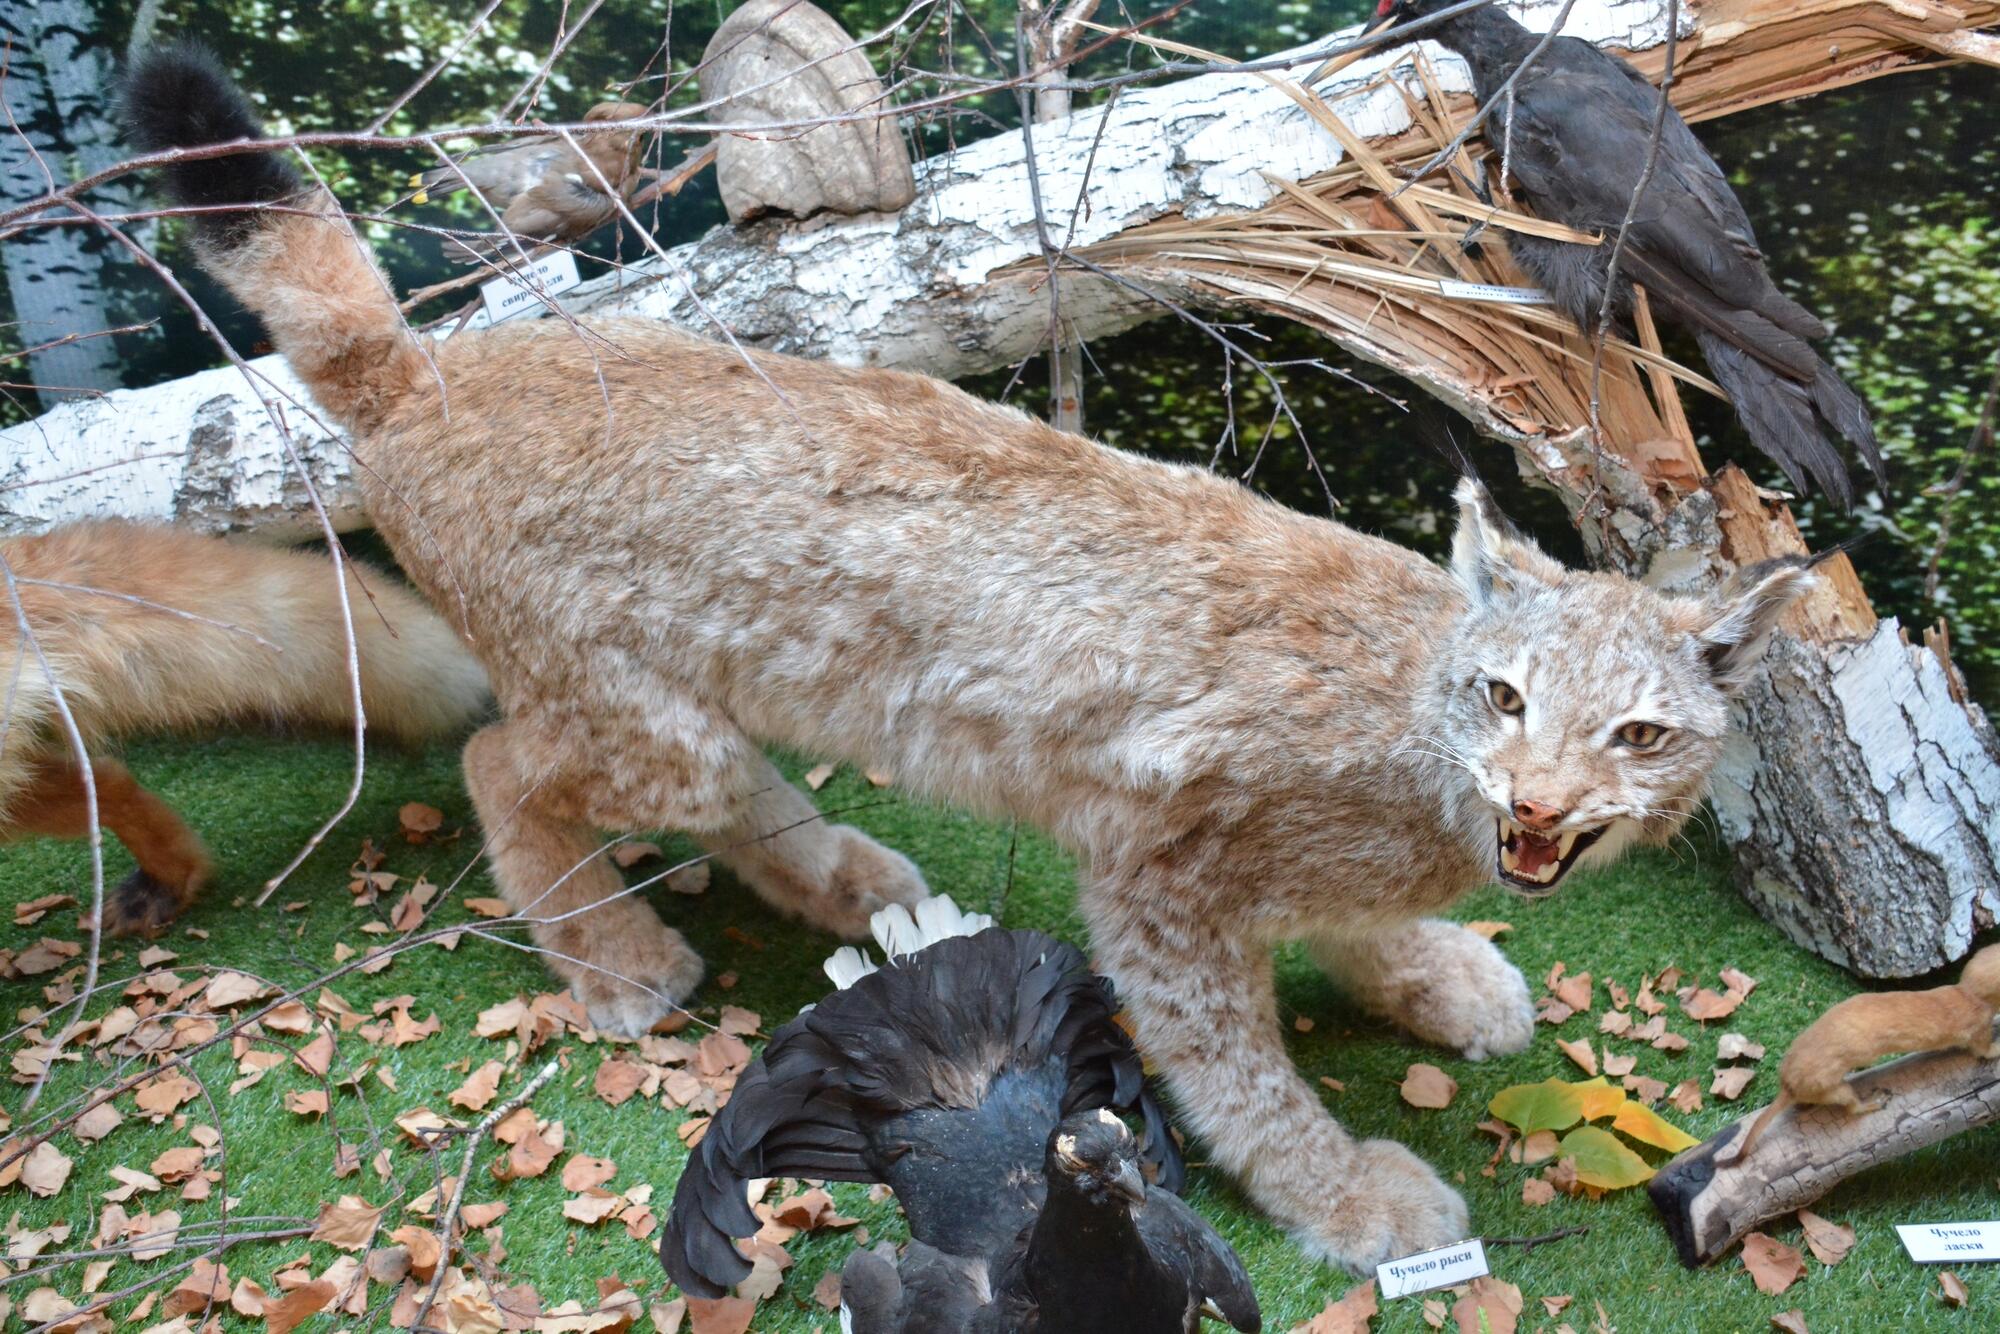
[1649,1048,2000,1267]
[4,0,1998,975]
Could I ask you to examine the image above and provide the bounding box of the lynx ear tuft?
[1697,557,1818,691]
[1449,476,1565,603]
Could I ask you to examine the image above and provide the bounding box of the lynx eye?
[1485,680,1524,716]
[1616,720,1668,750]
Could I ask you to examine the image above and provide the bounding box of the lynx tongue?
[1509,831,1562,877]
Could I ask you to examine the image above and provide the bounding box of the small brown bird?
[409,101,650,262]
[1723,944,2000,1165]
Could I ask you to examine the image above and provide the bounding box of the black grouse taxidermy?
[660,898,1259,1333]
[1361,0,1885,508]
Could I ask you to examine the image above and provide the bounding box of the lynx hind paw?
[812,826,930,939]
[1301,1139,1472,1276]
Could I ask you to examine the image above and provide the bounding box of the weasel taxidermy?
[0,521,487,933]
[1723,944,2000,1165]
[123,44,1818,1275]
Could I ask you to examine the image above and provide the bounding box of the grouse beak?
[1108,1159,1147,1207]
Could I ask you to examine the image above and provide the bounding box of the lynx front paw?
[808,826,930,939]
[553,902,704,1037]
[1302,1139,1472,1275]
[1396,923,1533,1061]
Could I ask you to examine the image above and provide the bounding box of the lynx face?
[1428,480,1814,895]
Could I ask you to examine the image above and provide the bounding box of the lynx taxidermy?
[125,45,1816,1272]
[0,522,488,933]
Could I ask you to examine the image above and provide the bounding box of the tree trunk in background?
[0,0,135,409]
[3,0,1997,976]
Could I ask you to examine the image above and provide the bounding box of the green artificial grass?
[3,730,1997,1333]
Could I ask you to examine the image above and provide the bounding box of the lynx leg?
[4,755,213,936]
[1313,918,1533,1061]
[1088,878,1469,1274]
[697,753,927,938]
[462,722,704,1036]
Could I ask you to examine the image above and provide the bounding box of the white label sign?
[478,249,583,324]
[1437,278,1552,305]
[1897,1222,2000,1264]
[1376,1238,1490,1299]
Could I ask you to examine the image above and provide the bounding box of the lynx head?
[1430,477,1815,896]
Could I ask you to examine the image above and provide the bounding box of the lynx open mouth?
[1494,819,1606,895]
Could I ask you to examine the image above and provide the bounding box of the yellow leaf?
[1610,1100,1701,1153]
[1557,1125,1655,1190]
[1573,1076,1628,1122]
[1488,1079,1584,1136]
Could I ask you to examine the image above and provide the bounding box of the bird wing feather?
[661,927,1183,1298]
[1138,1191,1262,1332]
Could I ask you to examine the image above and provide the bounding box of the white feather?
[823,945,878,991]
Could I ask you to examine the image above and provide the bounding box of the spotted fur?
[125,48,1814,1273]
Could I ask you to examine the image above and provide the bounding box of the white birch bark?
[0,0,132,409]
[0,0,1667,531]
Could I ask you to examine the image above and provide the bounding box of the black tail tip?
[120,41,300,230]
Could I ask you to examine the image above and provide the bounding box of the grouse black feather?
[1365,0,1885,508]
[659,898,1257,1332]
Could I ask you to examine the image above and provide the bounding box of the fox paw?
[103,869,190,938]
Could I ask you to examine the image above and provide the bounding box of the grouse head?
[1360,0,1500,38]
[1046,1108,1147,1209]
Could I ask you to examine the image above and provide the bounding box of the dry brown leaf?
[451,1061,507,1112]
[1741,1233,1806,1295]
[1669,1080,1703,1114]
[1599,1009,1633,1037]
[1451,1276,1523,1334]
[503,1124,561,1179]
[1516,1129,1560,1165]
[285,1089,330,1118]
[1536,996,1575,1027]
[1720,967,1759,998]
[1683,988,1742,1023]
[464,898,512,919]
[463,1201,509,1229]
[1298,1278,1377,1333]
[1541,1296,1574,1318]
[295,1031,335,1076]
[593,1059,647,1107]
[134,1074,199,1117]
[310,1195,384,1250]
[388,1225,442,1280]
[151,1147,204,1181]
[230,1278,268,1318]
[264,1281,334,1334]
[1940,1271,1970,1308]
[75,1103,123,1142]
[1400,1064,1458,1109]
[1555,1037,1597,1077]
[1601,1047,1636,1078]
[1711,1067,1757,1101]
[202,972,266,1009]
[159,1259,230,1317]
[1717,1033,1766,1063]
[684,1296,755,1334]
[1770,1312,1809,1334]
[1321,1076,1346,1094]
[14,893,76,926]
[1797,1210,1855,1267]
[803,763,836,790]
[1522,1178,1556,1206]
[20,1141,71,1196]
[1622,1074,1667,1104]
[562,1191,623,1226]
[399,803,444,841]
[1554,971,1593,1013]
[1464,921,1511,940]
[560,1155,616,1193]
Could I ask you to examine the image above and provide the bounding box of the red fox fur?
[1,521,488,933]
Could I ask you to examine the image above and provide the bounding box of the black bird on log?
[1359,0,1886,508]
[659,897,1259,1334]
